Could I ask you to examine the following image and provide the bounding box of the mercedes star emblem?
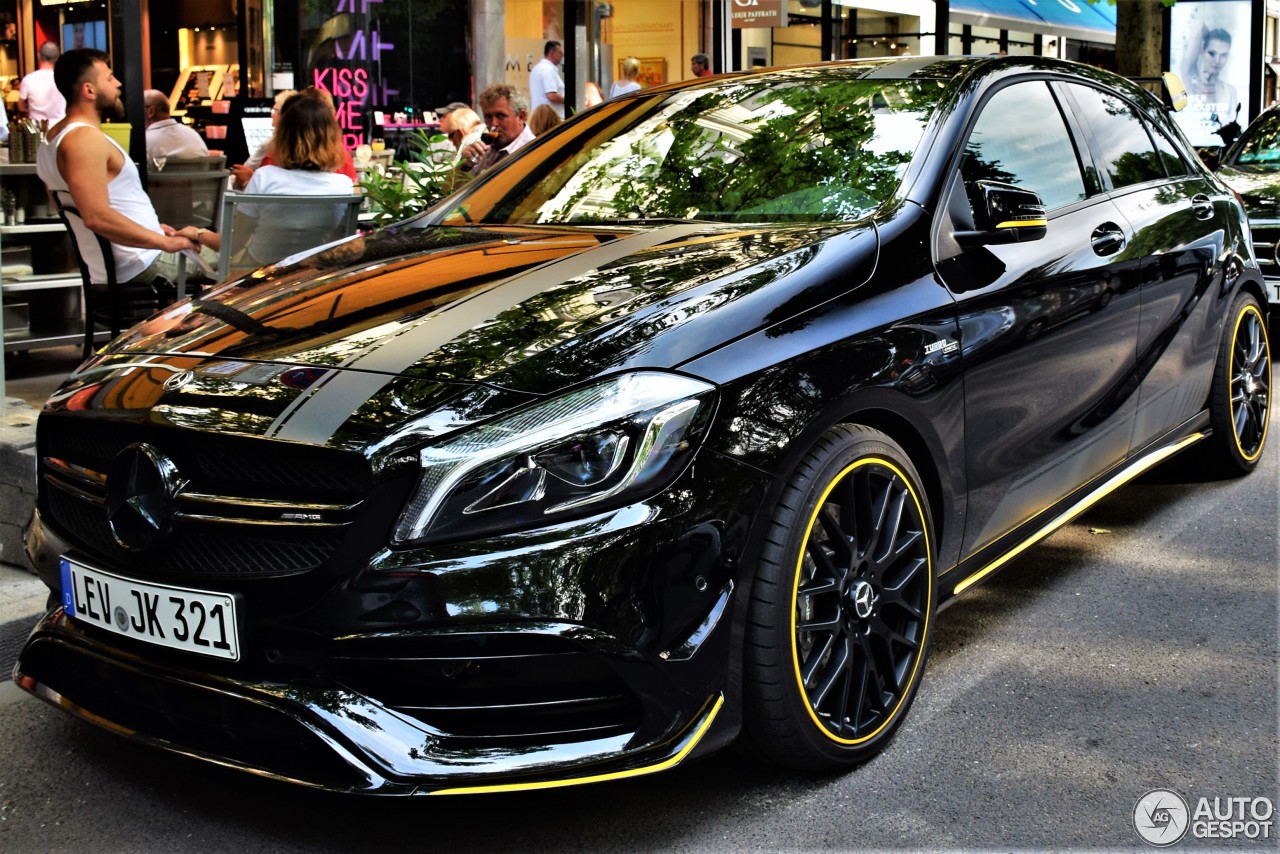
[105,443,183,551]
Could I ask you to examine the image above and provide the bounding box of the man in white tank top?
[35,49,203,287]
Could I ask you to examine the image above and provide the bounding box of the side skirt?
[937,415,1210,608]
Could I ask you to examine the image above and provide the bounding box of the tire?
[1203,292,1271,475]
[743,424,935,771]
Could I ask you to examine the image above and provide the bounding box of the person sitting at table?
[36,49,199,303]
[143,89,208,161]
[528,103,562,137]
[610,57,643,99]
[230,88,294,190]
[439,105,484,167]
[220,93,358,268]
[258,87,356,182]
[232,88,355,189]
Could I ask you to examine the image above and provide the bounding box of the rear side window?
[961,82,1087,211]
[1149,123,1189,177]
[1065,84,1168,189]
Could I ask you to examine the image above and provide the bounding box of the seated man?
[144,88,208,160]
[36,49,200,305]
[460,84,535,174]
[439,105,484,168]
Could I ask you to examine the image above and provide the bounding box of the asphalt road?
[0,414,1276,853]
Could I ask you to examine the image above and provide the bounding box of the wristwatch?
[194,228,207,245]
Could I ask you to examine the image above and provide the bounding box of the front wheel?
[1204,293,1271,475]
[742,425,935,771]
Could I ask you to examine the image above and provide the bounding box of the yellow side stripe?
[952,433,1204,595]
[429,694,724,795]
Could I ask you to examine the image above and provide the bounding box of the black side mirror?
[956,180,1047,246]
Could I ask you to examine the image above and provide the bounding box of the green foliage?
[358,128,470,227]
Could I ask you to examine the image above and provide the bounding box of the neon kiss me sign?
[312,0,401,149]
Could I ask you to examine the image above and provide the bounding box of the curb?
[0,615,39,683]
[0,395,38,573]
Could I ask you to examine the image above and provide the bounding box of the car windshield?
[431,72,944,226]
[1228,110,1280,170]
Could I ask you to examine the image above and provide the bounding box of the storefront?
[39,2,1269,162]
[725,0,1115,71]
[494,1,717,115]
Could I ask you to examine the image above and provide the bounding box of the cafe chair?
[54,194,170,359]
[147,168,230,294]
[154,154,228,172]
[217,191,364,282]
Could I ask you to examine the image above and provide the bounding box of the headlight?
[392,372,717,545]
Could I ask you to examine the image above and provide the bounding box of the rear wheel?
[1204,293,1271,475]
[743,425,934,770]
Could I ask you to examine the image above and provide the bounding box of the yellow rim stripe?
[790,456,932,746]
[429,694,724,795]
[952,433,1204,595]
[1232,304,1271,463]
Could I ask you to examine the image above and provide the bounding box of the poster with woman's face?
[1170,0,1251,148]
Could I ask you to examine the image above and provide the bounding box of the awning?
[950,0,1116,45]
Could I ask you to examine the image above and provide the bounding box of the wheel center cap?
[849,579,875,619]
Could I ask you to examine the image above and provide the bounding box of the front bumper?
[17,449,769,794]
[15,608,724,795]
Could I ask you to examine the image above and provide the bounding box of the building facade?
[1,1,1275,156]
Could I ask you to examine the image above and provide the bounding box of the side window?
[961,82,1087,211]
[1065,84,1167,189]
[1148,123,1189,177]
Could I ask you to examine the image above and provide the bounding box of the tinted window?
[961,82,1086,210]
[433,74,946,226]
[1066,84,1166,189]
[1148,123,1188,177]
[1226,108,1280,170]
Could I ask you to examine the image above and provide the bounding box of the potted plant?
[359,128,470,227]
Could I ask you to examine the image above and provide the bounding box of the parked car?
[16,56,1270,795]
[1217,103,1280,310]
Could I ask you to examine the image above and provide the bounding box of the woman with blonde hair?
[528,103,562,136]
[255,87,358,182]
[230,88,294,189]
[228,93,357,267]
[610,57,642,99]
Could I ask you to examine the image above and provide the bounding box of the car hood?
[48,220,878,449]
[1217,164,1280,218]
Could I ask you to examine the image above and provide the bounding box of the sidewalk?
[1,344,79,588]
[0,346,82,678]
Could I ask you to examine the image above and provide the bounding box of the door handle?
[1091,223,1126,257]
[1191,193,1215,221]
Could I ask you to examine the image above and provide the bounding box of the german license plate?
[59,557,241,661]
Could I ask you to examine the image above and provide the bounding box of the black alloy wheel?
[1206,293,1271,474]
[743,425,934,770]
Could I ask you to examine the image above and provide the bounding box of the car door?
[933,78,1144,558]
[1058,81,1233,448]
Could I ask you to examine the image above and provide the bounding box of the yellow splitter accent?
[430,694,724,795]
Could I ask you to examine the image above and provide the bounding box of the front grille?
[1249,223,1280,272]
[330,632,642,745]
[39,416,371,580]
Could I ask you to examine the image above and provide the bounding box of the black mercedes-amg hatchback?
[16,56,1270,795]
